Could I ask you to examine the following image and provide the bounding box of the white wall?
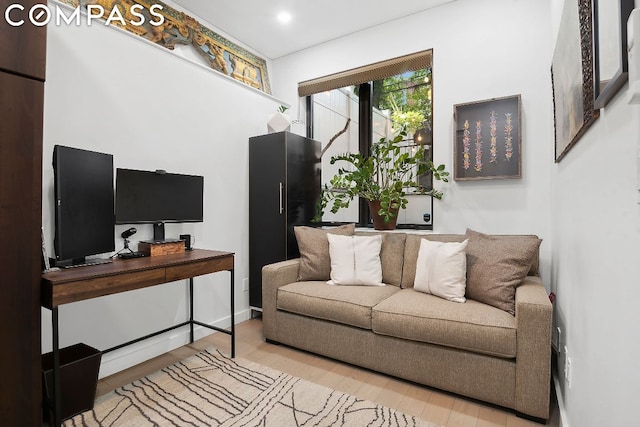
[271,0,554,286]
[549,1,640,425]
[42,13,283,376]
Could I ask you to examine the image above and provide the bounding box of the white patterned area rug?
[64,348,441,427]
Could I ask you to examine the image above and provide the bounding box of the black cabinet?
[249,132,321,309]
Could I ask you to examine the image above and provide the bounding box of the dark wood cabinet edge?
[0,66,46,82]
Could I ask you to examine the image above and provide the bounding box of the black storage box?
[42,343,102,422]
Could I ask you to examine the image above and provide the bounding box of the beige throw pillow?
[294,224,355,281]
[414,238,468,302]
[465,228,542,315]
[327,234,384,286]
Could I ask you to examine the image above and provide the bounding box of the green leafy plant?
[386,95,426,134]
[314,129,449,225]
[391,110,426,134]
[277,105,289,113]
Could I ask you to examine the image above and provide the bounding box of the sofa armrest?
[262,259,300,341]
[514,276,552,419]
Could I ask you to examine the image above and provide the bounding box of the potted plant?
[314,129,449,229]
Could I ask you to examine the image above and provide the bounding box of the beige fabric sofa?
[261,232,552,421]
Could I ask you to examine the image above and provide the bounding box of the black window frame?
[307,81,434,230]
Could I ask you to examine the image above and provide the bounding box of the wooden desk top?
[42,249,234,309]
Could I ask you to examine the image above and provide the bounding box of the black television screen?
[53,145,115,264]
[115,168,204,226]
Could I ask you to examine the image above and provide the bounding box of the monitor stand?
[149,222,182,244]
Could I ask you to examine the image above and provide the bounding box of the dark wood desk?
[41,249,235,426]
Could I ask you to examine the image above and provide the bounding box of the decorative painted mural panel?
[60,0,271,94]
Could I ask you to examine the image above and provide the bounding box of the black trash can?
[42,343,102,423]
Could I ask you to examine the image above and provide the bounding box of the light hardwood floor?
[97,318,560,427]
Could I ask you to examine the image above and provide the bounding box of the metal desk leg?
[189,278,194,343]
[52,307,62,426]
[230,269,235,358]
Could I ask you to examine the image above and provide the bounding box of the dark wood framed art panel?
[552,0,600,162]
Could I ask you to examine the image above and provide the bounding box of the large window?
[303,52,434,228]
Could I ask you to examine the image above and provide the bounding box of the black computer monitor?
[53,145,115,266]
[114,168,204,241]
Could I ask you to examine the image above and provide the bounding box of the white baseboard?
[553,371,570,427]
[98,308,251,378]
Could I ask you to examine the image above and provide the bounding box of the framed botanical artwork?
[551,0,599,162]
[453,94,521,181]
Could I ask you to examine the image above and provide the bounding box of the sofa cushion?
[355,231,407,287]
[401,233,541,289]
[372,289,517,358]
[277,281,400,330]
[294,224,355,281]
[328,234,383,286]
[414,238,468,303]
[401,234,466,288]
[465,229,542,315]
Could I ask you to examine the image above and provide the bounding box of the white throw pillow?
[327,234,384,286]
[414,239,469,302]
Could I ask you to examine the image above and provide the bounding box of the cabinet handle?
[279,182,284,214]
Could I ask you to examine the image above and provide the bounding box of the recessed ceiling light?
[277,11,292,24]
